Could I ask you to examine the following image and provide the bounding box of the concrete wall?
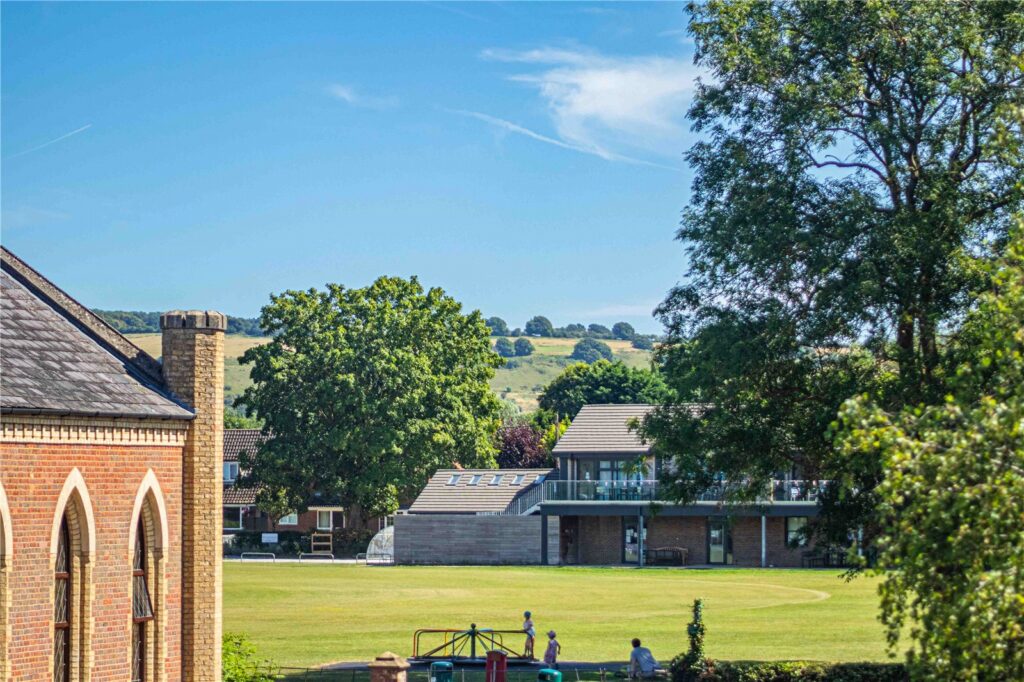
[395,514,557,565]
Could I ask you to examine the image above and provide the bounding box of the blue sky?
[2,2,700,334]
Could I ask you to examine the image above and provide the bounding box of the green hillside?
[127,333,653,412]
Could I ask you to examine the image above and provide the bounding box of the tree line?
[95,309,266,336]
[486,316,656,350]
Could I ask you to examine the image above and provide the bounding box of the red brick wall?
[1,441,184,681]
[646,516,708,565]
[730,517,807,567]
[577,516,623,564]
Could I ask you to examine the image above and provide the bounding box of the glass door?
[708,518,733,564]
[623,521,640,564]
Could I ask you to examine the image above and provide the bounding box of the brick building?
[0,246,224,681]
[222,429,386,537]
[397,405,823,567]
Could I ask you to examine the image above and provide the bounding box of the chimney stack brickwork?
[160,310,226,681]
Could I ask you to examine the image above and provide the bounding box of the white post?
[760,514,767,568]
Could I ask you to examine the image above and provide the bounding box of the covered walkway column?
[760,514,767,567]
[638,509,645,568]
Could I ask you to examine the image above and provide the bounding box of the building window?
[279,513,298,526]
[512,474,525,486]
[223,507,243,530]
[468,475,482,486]
[489,474,503,486]
[132,518,154,682]
[317,511,333,531]
[786,517,808,546]
[54,516,71,682]
[223,462,239,484]
[446,474,462,485]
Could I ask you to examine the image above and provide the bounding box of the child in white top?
[523,611,536,659]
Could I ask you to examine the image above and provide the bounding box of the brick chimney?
[161,310,226,681]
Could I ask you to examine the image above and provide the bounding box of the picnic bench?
[645,546,687,566]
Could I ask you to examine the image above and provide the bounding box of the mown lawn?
[224,564,889,669]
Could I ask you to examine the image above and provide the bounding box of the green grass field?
[127,334,653,411]
[224,564,888,669]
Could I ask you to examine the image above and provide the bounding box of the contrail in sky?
[5,124,93,160]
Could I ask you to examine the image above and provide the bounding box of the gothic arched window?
[132,517,154,682]
[54,516,71,682]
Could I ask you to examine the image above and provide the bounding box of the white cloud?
[446,108,678,170]
[325,84,398,110]
[481,46,700,161]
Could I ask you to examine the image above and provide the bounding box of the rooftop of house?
[408,468,554,514]
[0,246,193,420]
[224,428,267,462]
[551,404,658,455]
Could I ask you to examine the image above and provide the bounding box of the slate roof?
[0,247,192,420]
[551,404,657,454]
[224,429,267,462]
[408,468,553,514]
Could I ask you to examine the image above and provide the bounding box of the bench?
[645,547,687,566]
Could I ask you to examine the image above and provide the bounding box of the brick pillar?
[369,652,410,682]
[161,310,226,682]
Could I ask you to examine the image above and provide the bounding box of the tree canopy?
[645,0,1024,538]
[837,222,1024,680]
[539,359,672,419]
[612,322,635,340]
[570,338,614,364]
[494,421,550,469]
[235,276,502,517]
[513,337,534,357]
[525,315,554,337]
[494,337,516,358]
[486,317,510,336]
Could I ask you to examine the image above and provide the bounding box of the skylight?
[490,474,503,486]
[447,474,462,485]
[512,474,525,485]
[469,474,482,485]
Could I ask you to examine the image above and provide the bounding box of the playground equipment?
[412,624,534,664]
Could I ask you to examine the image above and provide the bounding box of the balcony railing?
[541,479,826,505]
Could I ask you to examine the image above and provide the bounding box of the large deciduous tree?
[236,276,502,518]
[525,316,555,337]
[837,222,1024,680]
[540,359,673,419]
[495,421,550,469]
[645,0,1023,540]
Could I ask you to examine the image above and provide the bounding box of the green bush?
[494,337,516,358]
[670,660,908,682]
[223,633,275,682]
[514,337,534,357]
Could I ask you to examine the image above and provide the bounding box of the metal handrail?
[412,624,531,661]
[543,479,829,505]
[239,552,276,562]
[500,482,546,515]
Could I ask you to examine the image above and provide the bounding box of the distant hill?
[126,333,653,413]
[95,309,265,336]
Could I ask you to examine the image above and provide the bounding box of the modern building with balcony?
[542,404,820,567]
[397,404,823,567]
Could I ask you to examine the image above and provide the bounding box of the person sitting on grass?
[628,638,662,679]
[523,610,536,659]
[543,630,561,669]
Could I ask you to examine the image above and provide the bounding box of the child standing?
[522,610,536,659]
[543,630,561,669]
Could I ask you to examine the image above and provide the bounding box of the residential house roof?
[223,486,258,506]
[224,428,266,462]
[551,404,657,455]
[0,247,193,420]
[408,468,553,514]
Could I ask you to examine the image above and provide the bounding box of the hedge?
[670,659,908,682]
